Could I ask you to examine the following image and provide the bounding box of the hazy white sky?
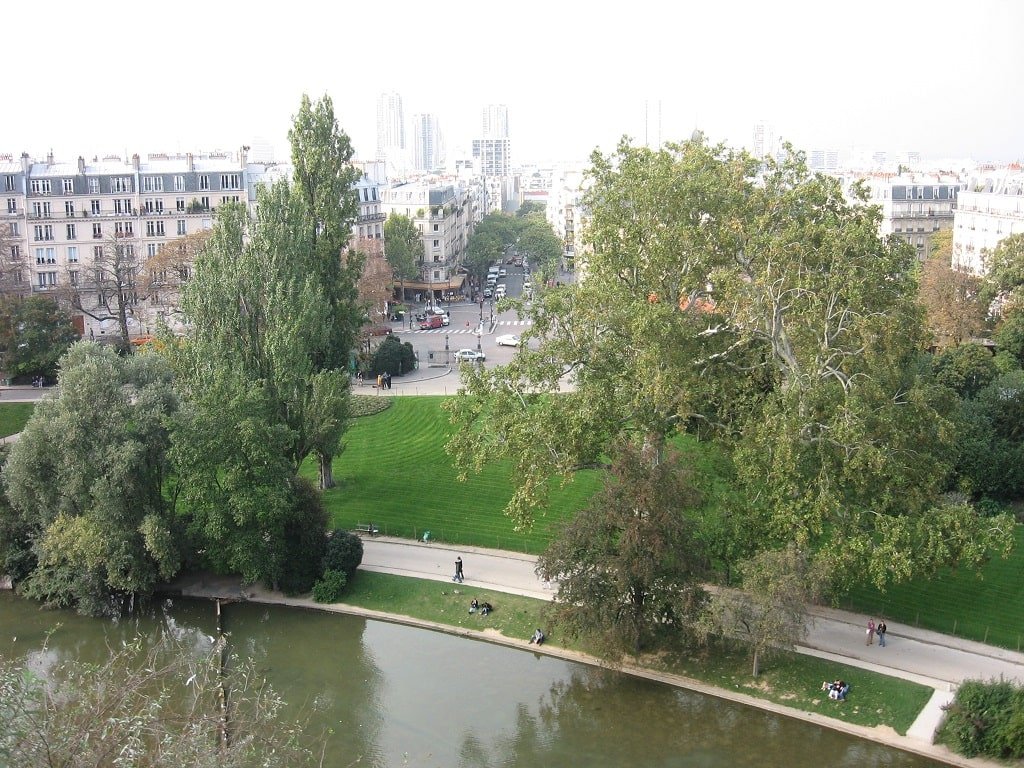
[5,0,1022,166]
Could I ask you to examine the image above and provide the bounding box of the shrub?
[369,336,415,377]
[312,569,347,603]
[939,679,1024,758]
[276,478,329,595]
[323,530,364,580]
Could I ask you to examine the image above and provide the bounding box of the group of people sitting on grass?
[468,599,492,616]
[821,680,850,701]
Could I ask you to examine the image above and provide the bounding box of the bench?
[355,522,379,536]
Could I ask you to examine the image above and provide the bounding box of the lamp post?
[444,333,449,351]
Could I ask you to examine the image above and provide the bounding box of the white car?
[495,334,520,347]
[454,349,486,363]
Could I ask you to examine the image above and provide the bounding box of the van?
[419,315,444,330]
[495,285,507,299]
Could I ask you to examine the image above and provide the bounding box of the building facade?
[2,149,247,337]
[952,170,1024,274]
[411,113,443,172]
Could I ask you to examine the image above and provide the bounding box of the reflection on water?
[0,593,946,768]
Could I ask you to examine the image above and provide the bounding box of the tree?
[140,229,211,331]
[356,243,394,327]
[995,308,1024,366]
[464,229,503,289]
[0,634,321,767]
[918,230,985,347]
[517,200,546,217]
[447,138,1014,591]
[536,442,707,656]
[981,232,1024,309]
[62,232,143,352]
[934,342,999,399]
[701,544,827,676]
[0,294,78,380]
[383,213,422,302]
[516,214,562,279]
[1,343,179,615]
[0,222,29,297]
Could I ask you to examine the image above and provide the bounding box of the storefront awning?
[393,274,466,291]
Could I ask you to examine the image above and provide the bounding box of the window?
[30,179,52,195]
[220,173,240,190]
[143,176,164,192]
[433,270,440,280]
[69,270,78,286]
[146,220,165,236]
[3,175,14,192]
[221,195,239,205]
[37,271,57,288]
[173,175,185,192]
[94,246,104,260]
[32,201,50,218]
[91,199,101,215]
[177,219,186,236]
[144,198,164,214]
[67,246,78,263]
[433,239,439,247]
[5,198,15,214]
[9,223,18,237]
[34,247,56,264]
[92,223,103,239]
[63,178,74,194]
[433,224,439,231]
[10,245,19,259]
[64,200,75,217]
[146,243,158,257]
[110,177,131,193]
[114,198,132,214]
[200,196,210,210]
[66,223,76,240]
[176,197,185,212]
[199,175,209,191]
[33,225,54,241]
[88,178,100,194]
[115,221,133,236]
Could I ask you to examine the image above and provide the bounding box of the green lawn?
[309,396,599,553]
[340,570,933,734]
[839,525,1024,651]
[0,403,34,438]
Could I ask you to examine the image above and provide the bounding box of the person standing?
[877,620,887,647]
[454,556,464,583]
[866,618,876,646]
[376,373,382,390]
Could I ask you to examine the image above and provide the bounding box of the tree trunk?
[752,648,760,677]
[318,452,335,490]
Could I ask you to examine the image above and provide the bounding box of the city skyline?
[4,0,1022,168]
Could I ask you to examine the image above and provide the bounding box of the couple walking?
[866,618,888,647]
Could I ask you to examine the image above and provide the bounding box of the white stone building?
[951,168,1024,275]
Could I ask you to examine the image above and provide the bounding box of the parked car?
[498,268,507,278]
[483,287,493,298]
[419,315,444,330]
[454,349,486,363]
[495,334,520,347]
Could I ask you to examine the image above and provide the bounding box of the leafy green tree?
[536,441,707,656]
[516,214,562,280]
[995,308,1024,366]
[369,334,414,376]
[465,230,503,290]
[981,232,1024,308]
[448,138,1014,591]
[384,213,422,301]
[918,230,985,347]
[2,343,179,615]
[953,370,1024,500]
[934,342,999,399]
[701,543,827,676]
[517,200,545,217]
[0,295,78,381]
[323,529,364,580]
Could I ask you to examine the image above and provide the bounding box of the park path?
[360,536,1024,749]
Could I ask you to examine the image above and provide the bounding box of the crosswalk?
[405,320,533,334]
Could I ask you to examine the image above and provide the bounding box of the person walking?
[866,618,876,646]
[453,556,464,583]
[877,620,887,647]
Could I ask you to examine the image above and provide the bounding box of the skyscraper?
[482,104,509,139]
[412,113,443,172]
[752,120,775,159]
[376,91,406,161]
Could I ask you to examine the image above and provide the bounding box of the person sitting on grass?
[822,680,849,701]
[529,628,545,646]
[469,599,479,614]
[480,602,492,616]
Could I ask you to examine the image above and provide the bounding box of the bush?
[323,530,364,580]
[312,569,348,603]
[368,336,415,377]
[939,679,1024,758]
[276,478,329,595]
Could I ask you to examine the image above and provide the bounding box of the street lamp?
[477,329,481,351]
[444,333,449,351]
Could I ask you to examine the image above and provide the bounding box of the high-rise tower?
[376,92,406,164]
[412,113,443,172]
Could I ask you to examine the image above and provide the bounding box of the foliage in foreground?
[0,635,320,768]
[938,678,1024,758]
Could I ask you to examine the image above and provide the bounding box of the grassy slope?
[0,403,34,438]
[310,396,598,554]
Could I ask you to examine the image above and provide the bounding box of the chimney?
[20,152,30,176]
[131,153,140,171]
[46,150,54,165]
[240,145,249,166]
[78,156,86,175]
[186,152,194,172]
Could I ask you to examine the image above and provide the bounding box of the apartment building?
[952,169,1024,275]
[2,149,248,337]
[848,172,963,259]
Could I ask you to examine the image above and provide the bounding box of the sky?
[4,0,1022,167]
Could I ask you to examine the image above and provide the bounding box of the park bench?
[355,522,379,536]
